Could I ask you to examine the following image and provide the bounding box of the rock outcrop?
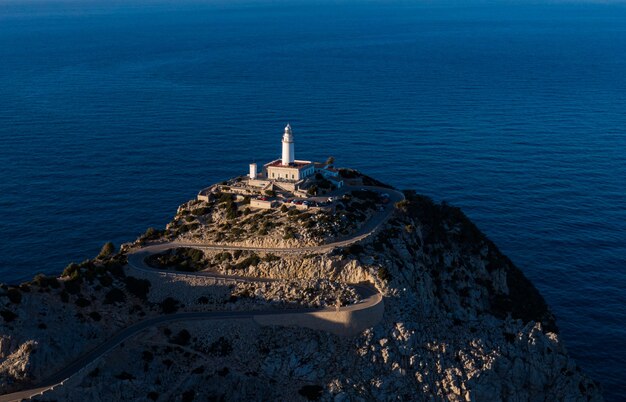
[0,179,603,401]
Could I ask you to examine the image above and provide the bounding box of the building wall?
[250,199,275,209]
[267,166,301,180]
[266,164,314,181]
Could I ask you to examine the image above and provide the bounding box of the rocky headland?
[0,171,602,401]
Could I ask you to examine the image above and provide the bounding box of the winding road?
[0,187,403,402]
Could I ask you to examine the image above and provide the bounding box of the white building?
[264,124,315,182]
[244,124,343,197]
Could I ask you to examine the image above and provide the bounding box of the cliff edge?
[0,173,602,401]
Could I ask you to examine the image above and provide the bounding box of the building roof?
[265,159,312,170]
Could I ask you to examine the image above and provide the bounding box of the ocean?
[0,1,625,399]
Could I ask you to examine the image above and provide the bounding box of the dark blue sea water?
[1,0,625,398]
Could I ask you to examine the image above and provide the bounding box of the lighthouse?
[281,123,295,166]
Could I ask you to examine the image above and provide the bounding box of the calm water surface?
[1,1,625,399]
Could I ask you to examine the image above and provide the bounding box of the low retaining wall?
[254,294,384,337]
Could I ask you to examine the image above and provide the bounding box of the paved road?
[0,186,402,402]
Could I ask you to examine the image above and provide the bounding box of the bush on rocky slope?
[400,190,557,333]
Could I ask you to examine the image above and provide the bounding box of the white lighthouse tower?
[281,123,295,166]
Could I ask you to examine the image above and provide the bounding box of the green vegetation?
[5,288,22,304]
[342,244,364,256]
[75,297,91,307]
[399,190,557,332]
[170,329,191,346]
[62,263,80,279]
[263,254,281,263]
[231,254,261,270]
[214,252,232,263]
[114,372,136,381]
[98,242,115,259]
[104,287,126,304]
[377,267,392,282]
[0,310,18,322]
[146,248,206,272]
[298,385,324,401]
[160,297,179,314]
[63,279,81,295]
[338,168,360,179]
[124,277,151,300]
[207,336,233,357]
[191,206,211,216]
[283,227,296,240]
[140,227,166,243]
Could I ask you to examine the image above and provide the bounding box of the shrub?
[114,372,135,381]
[142,350,154,363]
[160,297,179,314]
[377,267,392,282]
[6,288,22,304]
[283,228,296,240]
[104,288,126,304]
[98,274,113,287]
[207,337,233,356]
[298,385,324,401]
[263,254,281,263]
[218,193,233,203]
[343,244,364,256]
[64,279,82,295]
[75,297,91,307]
[191,207,211,216]
[0,310,18,322]
[89,311,102,321]
[147,392,159,401]
[182,390,195,402]
[280,204,288,212]
[394,199,409,211]
[232,254,261,270]
[33,274,60,289]
[215,252,232,263]
[60,290,69,303]
[225,203,238,220]
[170,329,191,346]
[191,366,205,374]
[98,242,115,259]
[62,263,80,279]
[105,258,126,278]
[338,168,360,179]
[124,277,151,300]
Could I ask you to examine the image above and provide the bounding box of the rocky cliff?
[0,179,603,401]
